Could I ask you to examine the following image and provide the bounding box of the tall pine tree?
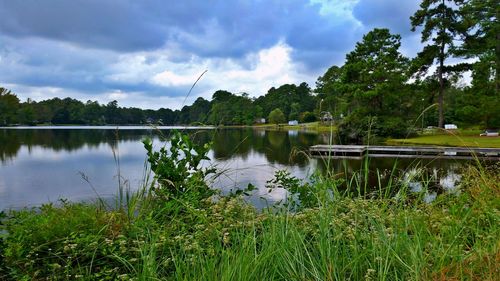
[411,0,465,128]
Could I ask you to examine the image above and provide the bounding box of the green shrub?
[268,108,286,124]
[299,111,317,123]
[338,113,416,143]
[143,130,216,201]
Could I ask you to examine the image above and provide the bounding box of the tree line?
[0,83,317,127]
[1,0,498,140]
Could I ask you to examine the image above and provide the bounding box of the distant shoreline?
[0,125,216,130]
[0,122,338,132]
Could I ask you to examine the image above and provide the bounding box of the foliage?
[0,88,20,125]
[267,108,286,125]
[339,114,414,144]
[208,91,257,125]
[143,130,215,201]
[410,0,466,128]
[327,28,413,141]
[459,0,500,94]
[254,83,315,119]
[344,28,409,114]
[299,111,317,123]
[1,161,499,280]
[1,132,500,279]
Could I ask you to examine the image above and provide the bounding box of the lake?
[0,126,480,210]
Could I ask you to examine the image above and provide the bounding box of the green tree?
[288,102,301,121]
[83,100,104,125]
[268,108,286,125]
[315,65,346,117]
[452,0,500,128]
[300,111,317,123]
[411,0,465,128]
[459,0,499,94]
[17,103,35,125]
[105,100,123,124]
[207,91,256,125]
[343,28,409,115]
[330,28,411,141]
[0,88,20,125]
[189,97,211,124]
[255,83,315,119]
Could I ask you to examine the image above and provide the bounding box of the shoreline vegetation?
[388,129,500,148]
[1,131,499,280]
[0,0,498,278]
[3,123,498,148]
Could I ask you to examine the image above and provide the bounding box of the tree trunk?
[438,0,446,128]
[438,63,444,128]
[496,4,500,95]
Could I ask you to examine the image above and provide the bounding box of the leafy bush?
[338,113,415,143]
[143,130,216,201]
[268,108,286,124]
[299,111,317,123]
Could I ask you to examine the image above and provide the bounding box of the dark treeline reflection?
[1,128,485,194]
[0,128,322,166]
[1,128,492,210]
[1,129,144,162]
[208,129,317,166]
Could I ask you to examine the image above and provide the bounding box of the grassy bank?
[388,129,500,148]
[225,121,337,133]
[1,132,499,280]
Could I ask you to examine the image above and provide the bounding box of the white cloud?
[310,0,360,21]
[106,90,128,100]
[210,42,303,95]
[176,41,315,98]
[99,41,316,106]
[3,38,317,109]
[151,70,203,87]
[2,83,79,102]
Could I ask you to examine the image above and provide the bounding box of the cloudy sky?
[0,0,421,110]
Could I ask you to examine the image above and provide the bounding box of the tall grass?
[1,161,498,280]
[1,124,499,280]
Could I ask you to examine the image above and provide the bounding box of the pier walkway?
[309,145,500,160]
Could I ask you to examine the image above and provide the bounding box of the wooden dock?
[309,145,500,160]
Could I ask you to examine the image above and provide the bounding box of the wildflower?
[51,263,62,269]
[364,268,376,280]
[118,274,130,280]
[223,232,230,245]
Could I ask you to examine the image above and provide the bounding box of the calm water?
[0,127,479,210]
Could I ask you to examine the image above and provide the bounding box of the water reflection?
[311,155,483,204]
[0,127,489,210]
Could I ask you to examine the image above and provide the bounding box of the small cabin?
[288,120,299,126]
[320,111,333,122]
[255,118,266,124]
